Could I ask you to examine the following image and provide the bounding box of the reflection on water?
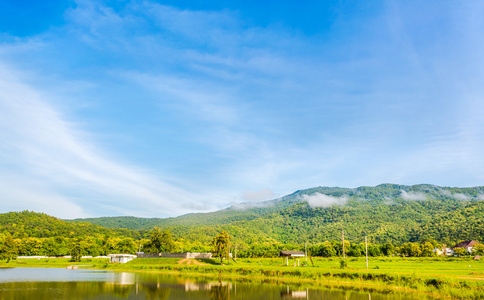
[0,268,428,300]
[281,286,307,298]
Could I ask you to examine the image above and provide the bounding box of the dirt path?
[178,258,206,265]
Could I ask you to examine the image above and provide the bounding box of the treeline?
[207,240,484,259]
[0,227,214,260]
[0,211,146,239]
[0,233,142,259]
[3,229,484,263]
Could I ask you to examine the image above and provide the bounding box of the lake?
[0,268,426,299]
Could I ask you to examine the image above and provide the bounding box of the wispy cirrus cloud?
[0,64,208,218]
[1,0,484,218]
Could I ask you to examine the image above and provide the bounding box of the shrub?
[339,259,347,269]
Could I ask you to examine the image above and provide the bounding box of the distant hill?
[68,184,484,245]
[0,211,144,239]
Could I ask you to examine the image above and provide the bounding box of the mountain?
[67,188,305,230]
[68,184,484,245]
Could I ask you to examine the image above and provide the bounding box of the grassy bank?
[3,257,484,299]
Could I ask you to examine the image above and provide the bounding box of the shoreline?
[3,257,484,299]
[1,264,442,299]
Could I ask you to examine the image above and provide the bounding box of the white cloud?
[301,193,348,208]
[230,201,273,211]
[2,0,484,218]
[438,189,472,201]
[228,188,278,211]
[400,190,427,201]
[439,189,452,197]
[0,64,205,218]
[453,193,470,201]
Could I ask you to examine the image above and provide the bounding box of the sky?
[1,0,484,219]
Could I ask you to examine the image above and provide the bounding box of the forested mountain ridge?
[65,183,484,246]
[3,184,484,248]
[66,188,311,230]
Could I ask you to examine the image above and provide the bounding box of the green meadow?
[4,256,484,299]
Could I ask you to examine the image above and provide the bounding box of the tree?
[381,243,395,256]
[401,242,421,257]
[347,243,364,257]
[409,243,422,257]
[368,244,381,257]
[420,242,435,257]
[42,238,57,256]
[453,247,466,257]
[70,239,83,262]
[0,234,18,262]
[211,230,231,264]
[147,228,175,253]
[116,238,136,254]
[102,236,118,256]
[319,241,337,257]
[473,243,484,255]
[19,237,42,256]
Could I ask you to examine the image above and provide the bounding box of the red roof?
[451,240,479,249]
[279,251,305,257]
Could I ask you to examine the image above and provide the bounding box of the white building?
[108,254,137,263]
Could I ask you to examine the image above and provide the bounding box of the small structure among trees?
[451,240,480,254]
[279,250,305,266]
[137,252,212,259]
[108,254,137,263]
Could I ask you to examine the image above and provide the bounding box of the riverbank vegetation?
[3,185,484,249]
[3,256,484,299]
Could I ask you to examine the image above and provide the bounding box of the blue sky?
[1,0,484,218]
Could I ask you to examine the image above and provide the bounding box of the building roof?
[279,251,305,257]
[451,240,480,249]
[107,254,137,258]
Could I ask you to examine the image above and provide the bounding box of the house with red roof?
[451,240,480,253]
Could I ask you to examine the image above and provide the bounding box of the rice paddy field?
[3,256,484,299]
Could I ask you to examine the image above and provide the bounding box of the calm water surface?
[0,268,427,300]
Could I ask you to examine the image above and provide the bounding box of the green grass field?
[3,256,484,299]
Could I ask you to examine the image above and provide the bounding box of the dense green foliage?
[410,201,484,245]
[2,184,484,260]
[0,234,18,262]
[144,228,175,253]
[211,230,231,263]
[0,211,145,239]
[126,184,484,250]
[0,211,146,259]
[68,184,484,247]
